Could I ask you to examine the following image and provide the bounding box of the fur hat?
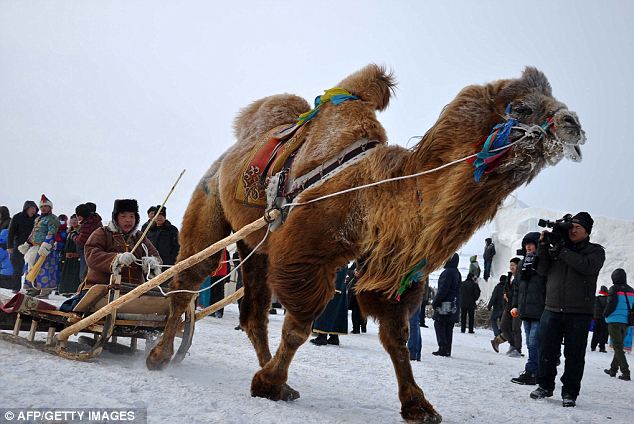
[85,202,97,213]
[156,206,166,217]
[112,199,140,226]
[572,211,594,234]
[39,194,53,208]
[75,203,90,219]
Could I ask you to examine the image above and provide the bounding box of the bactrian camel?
[146,64,585,423]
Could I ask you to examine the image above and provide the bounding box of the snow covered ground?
[1,295,632,424]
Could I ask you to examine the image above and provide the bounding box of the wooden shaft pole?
[57,210,277,342]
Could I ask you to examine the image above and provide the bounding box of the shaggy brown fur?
[147,65,584,423]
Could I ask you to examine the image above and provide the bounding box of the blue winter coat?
[604,269,634,325]
[0,229,14,276]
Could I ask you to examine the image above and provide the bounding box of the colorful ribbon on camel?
[396,258,427,301]
[296,87,359,126]
[471,108,518,182]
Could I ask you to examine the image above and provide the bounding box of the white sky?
[2,1,633,254]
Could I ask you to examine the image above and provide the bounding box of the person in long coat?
[311,266,349,345]
[432,253,461,357]
[58,214,81,295]
[18,195,60,298]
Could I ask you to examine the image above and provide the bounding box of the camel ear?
[496,67,552,106]
[337,64,396,111]
[521,67,552,96]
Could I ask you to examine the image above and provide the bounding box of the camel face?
[495,72,585,178]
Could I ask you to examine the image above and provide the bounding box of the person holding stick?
[83,199,162,289]
[18,194,60,298]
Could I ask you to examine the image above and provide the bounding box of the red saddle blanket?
[234,124,306,207]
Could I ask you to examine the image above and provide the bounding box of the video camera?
[538,213,573,255]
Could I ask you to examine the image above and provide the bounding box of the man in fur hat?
[17,194,60,297]
[83,199,162,289]
[530,211,605,407]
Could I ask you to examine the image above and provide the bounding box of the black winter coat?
[488,281,505,315]
[146,221,180,265]
[7,201,39,249]
[593,295,608,319]
[511,256,546,320]
[536,238,605,315]
[483,243,496,261]
[460,277,481,309]
[432,253,461,322]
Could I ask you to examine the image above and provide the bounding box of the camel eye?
[514,104,532,115]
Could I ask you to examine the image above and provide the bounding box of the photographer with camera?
[529,212,605,407]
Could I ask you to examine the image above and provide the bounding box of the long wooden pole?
[57,210,278,342]
[130,169,186,255]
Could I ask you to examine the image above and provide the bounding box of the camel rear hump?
[232,94,310,143]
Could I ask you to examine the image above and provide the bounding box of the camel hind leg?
[236,240,273,366]
[357,285,442,424]
[146,184,232,370]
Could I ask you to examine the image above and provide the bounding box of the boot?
[310,334,328,346]
[511,371,537,385]
[490,335,506,353]
[604,368,617,377]
[562,393,576,407]
[327,335,340,345]
[618,371,631,381]
[529,386,553,400]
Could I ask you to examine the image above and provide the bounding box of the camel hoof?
[146,346,172,371]
[402,401,442,424]
[280,383,300,401]
[251,373,300,401]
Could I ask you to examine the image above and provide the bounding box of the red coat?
[212,249,229,277]
[75,213,103,247]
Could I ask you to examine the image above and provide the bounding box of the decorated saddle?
[235,123,307,207]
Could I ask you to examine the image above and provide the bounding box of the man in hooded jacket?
[432,253,461,357]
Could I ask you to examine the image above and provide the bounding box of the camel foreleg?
[358,287,442,424]
[250,312,310,401]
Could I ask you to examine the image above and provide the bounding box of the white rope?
[283,124,548,209]
[155,224,271,296]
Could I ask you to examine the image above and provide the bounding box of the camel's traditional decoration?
[146,64,585,423]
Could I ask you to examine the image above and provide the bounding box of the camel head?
[492,67,586,182]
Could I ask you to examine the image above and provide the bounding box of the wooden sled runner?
[0,210,274,361]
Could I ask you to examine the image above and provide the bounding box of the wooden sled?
[0,281,197,362]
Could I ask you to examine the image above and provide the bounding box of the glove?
[112,252,136,274]
[142,256,161,278]
[38,242,52,257]
[119,252,136,266]
[18,242,30,255]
